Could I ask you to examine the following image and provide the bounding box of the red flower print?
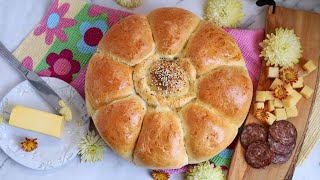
[34,0,76,45]
[21,56,34,71]
[39,49,80,83]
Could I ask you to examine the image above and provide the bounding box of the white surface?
[0,77,89,170]
[0,0,319,179]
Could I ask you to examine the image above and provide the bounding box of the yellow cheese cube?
[303,60,317,74]
[284,83,294,95]
[270,78,283,90]
[274,108,287,120]
[256,91,266,102]
[265,91,275,100]
[282,90,302,108]
[274,98,283,108]
[267,67,279,78]
[265,112,277,125]
[300,85,314,99]
[285,106,298,118]
[9,106,65,138]
[254,102,265,114]
[292,77,304,89]
[268,101,275,112]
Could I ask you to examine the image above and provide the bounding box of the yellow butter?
[9,106,65,138]
[58,100,72,121]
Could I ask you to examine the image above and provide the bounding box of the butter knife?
[0,41,62,113]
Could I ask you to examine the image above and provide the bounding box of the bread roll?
[85,8,253,169]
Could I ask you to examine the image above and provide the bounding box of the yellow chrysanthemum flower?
[21,138,38,152]
[186,161,225,180]
[151,170,169,180]
[205,0,244,28]
[260,28,302,67]
[0,116,4,124]
[115,0,142,9]
[78,130,105,163]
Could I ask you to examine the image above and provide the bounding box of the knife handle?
[0,41,29,77]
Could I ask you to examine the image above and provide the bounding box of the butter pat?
[274,98,283,108]
[265,91,275,101]
[9,106,65,138]
[300,85,314,99]
[267,67,279,78]
[256,91,266,102]
[254,102,265,114]
[274,108,287,120]
[285,106,298,118]
[265,112,276,125]
[292,77,303,89]
[267,101,275,112]
[303,60,317,74]
[284,83,294,95]
[270,78,283,90]
[58,100,72,121]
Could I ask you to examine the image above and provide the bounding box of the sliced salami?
[245,141,274,168]
[269,136,295,155]
[269,121,297,145]
[272,152,292,164]
[240,123,268,149]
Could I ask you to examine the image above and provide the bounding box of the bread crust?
[148,8,200,58]
[93,95,146,161]
[85,8,253,169]
[98,14,155,66]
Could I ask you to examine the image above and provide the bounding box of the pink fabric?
[225,28,264,89]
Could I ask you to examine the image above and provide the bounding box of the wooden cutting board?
[228,6,320,180]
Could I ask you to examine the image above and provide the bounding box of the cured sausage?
[269,136,295,155]
[269,121,297,145]
[240,123,268,149]
[245,141,274,168]
[272,152,292,164]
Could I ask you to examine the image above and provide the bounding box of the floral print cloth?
[13,0,264,175]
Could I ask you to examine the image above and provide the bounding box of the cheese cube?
[256,91,266,102]
[254,102,265,114]
[285,106,298,118]
[274,108,288,120]
[274,98,283,108]
[267,67,279,78]
[9,106,65,138]
[265,91,275,100]
[265,112,277,125]
[300,85,314,99]
[292,77,304,89]
[284,83,294,95]
[303,60,317,74]
[282,90,302,108]
[270,78,283,90]
[268,101,275,111]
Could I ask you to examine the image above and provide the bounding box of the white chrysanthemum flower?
[205,0,244,28]
[186,161,225,180]
[260,28,302,67]
[115,0,142,9]
[78,130,105,163]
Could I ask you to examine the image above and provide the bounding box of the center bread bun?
[85,8,253,169]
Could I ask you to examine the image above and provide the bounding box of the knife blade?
[0,41,62,113]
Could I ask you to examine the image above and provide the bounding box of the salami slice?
[269,136,295,155]
[240,123,268,149]
[269,121,297,145]
[245,141,274,168]
[272,152,292,164]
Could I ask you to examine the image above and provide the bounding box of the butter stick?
[9,106,65,138]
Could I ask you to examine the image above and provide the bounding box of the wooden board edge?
[286,62,320,179]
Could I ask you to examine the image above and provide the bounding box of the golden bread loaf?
[85,8,253,169]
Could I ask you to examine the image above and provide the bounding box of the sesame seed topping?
[150,60,187,94]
